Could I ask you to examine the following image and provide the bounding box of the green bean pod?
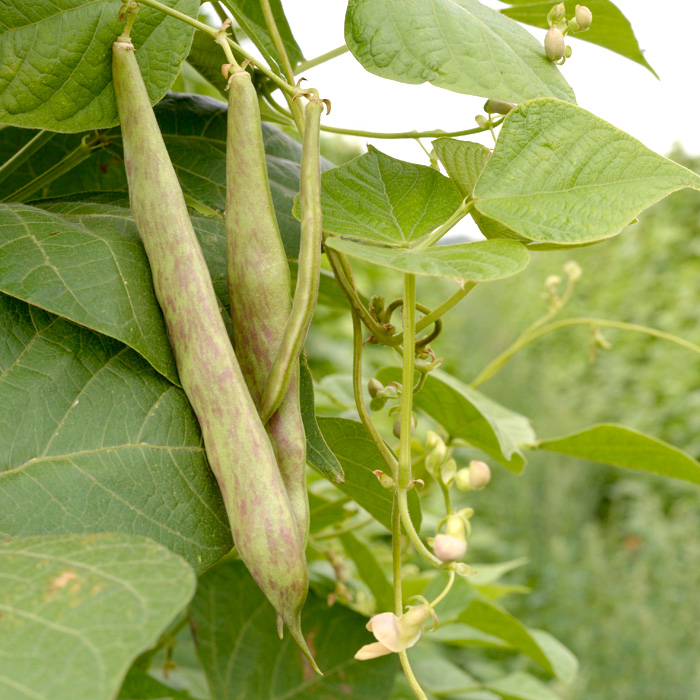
[258,98,324,424]
[112,39,317,671]
[225,67,309,550]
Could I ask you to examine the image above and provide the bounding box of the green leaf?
[185,31,230,99]
[318,417,421,531]
[500,0,657,77]
[345,0,575,103]
[376,369,536,472]
[430,623,512,649]
[220,0,304,68]
[432,139,491,200]
[0,201,180,385]
[0,533,196,700]
[0,294,232,573]
[118,668,196,699]
[0,0,198,132]
[473,99,700,245]
[340,532,394,612]
[299,355,345,483]
[313,147,462,246]
[324,238,530,283]
[458,599,575,681]
[308,492,353,533]
[484,672,563,700]
[406,643,478,695]
[189,560,398,700]
[538,424,700,485]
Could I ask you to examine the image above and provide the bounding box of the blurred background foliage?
[306,146,700,699]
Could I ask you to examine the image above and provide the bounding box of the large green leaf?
[473,99,700,245]
[432,139,491,200]
[500,0,656,77]
[340,532,394,613]
[0,294,232,573]
[0,0,198,132]
[345,0,575,103]
[312,147,462,246]
[0,201,180,385]
[220,0,304,68]
[189,560,398,699]
[324,238,530,282]
[299,355,345,483]
[118,669,196,699]
[0,533,196,700]
[377,368,536,473]
[318,417,421,531]
[484,672,563,700]
[538,424,700,485]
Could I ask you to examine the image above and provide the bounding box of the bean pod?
[112,39,317,671]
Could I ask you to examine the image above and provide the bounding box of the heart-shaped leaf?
[345,0,575,103]
[189,560,398,699]
[324,238,530,282]
[500,0,656,77]
[377,368,536,472]
[538,424,700,484]
[313,147,462,246]
[432,139,491,199]
[0,294,232,572]
[473,99,700,245]
[0,533,196,700]
[0,0,198,132]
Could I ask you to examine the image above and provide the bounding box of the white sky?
[278,1,700,164]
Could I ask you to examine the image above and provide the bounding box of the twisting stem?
[414,283,476,334]
[397,490,446,569]
[471,316,700,388]
[0,130,55,187]
[296,45,350,73]
[429,570,456,609]
[318,120,505,141]
[351,309,399,474]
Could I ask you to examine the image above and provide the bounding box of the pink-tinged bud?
[547,2,566,27]
[432,534,467,562]
[575,4,592,30]
[445,514,466,540]
[468,460,491,490]
[544,27,566,62]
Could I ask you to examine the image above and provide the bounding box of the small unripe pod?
[544,27,566,62]
[484,99,515,116]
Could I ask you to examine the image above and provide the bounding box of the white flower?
[354,605,432,660]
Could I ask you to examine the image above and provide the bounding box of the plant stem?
[398,274,416,488]
[351,309,399,474]
[135,0,299,97]
[0,130,55,187]
[429,570,456,608]
[296,45,350,73]
[471,316,700,388]
[414,282,477,334]
[259,0,305,135]
[318,119,504,141]
[397,489,446,569]
[2,135,106,203]
[412,201,473,251]
[399,651,429,700]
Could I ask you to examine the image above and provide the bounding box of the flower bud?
[368,377,384,398]
[373,470,395,489]
[544,27,566,62]
[441,457,457,485]
[546,3,566,28]
[445,514,466,540]
[467,460,491,490]
[383,383,400,399]
[454,468,471,492]
[432,534,467,562]
[575,4,592,30]
[483,99,515,116]
[475,114,489,129]
[563,260,582,281]
[393,414,416,439]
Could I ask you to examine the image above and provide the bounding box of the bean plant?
[1,1,699,699]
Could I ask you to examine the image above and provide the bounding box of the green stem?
[429,570,455,609]
[412,202,473,251]
[397,490,446,569]
[438,479,452,515]
[296,45,350,73]
[2,135,105,203]
[399,651,429,700]
[259,100,324,423]
[471,316,700,389]
[398,274,416,489]
[318,119,504,141]
[259,0,305,135]
[0,130,55,187]
[392,496,402,614]
[351,308,399,474]
[135,0,299,97]
[414,283,476,334]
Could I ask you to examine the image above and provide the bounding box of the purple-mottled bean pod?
[225,66,309,549]
[112,38,318,673]
[258,97,324,425]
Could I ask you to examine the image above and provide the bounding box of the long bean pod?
[112,38,318,671]
[258,98,324,424]
[225,66,309,548]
